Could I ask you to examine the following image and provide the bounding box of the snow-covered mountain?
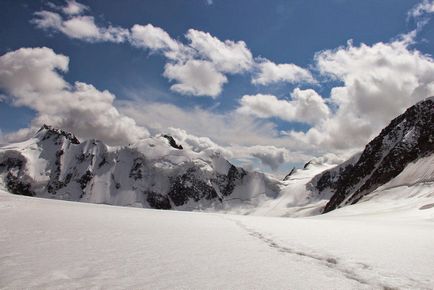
[0,125,279,210]
[0,97,432,216]
[309,96,434,213]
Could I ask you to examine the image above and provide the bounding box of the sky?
[1,0,434,176]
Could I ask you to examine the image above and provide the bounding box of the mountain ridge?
[308,96,434,213]
[0,125,279,210]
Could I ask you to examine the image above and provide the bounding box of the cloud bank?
[0,47,149,145]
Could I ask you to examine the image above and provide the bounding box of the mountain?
[1,97,432,216]
[0,125,279,210]
[308,97,434,213]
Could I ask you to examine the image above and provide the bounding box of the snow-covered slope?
[327,153,434,219]
[0,125,342,216]
[0,125,279,211]
[1,188,433,290]
[310,96,434,213]
[231,160,338,217]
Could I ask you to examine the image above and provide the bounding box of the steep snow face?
[0,125,279,210]
[310,97,434,213]
[323,154,434,220]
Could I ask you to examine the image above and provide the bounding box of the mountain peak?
[312,97,434,213]
[35,124,80,144]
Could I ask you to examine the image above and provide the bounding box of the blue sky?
[0,0,433,174]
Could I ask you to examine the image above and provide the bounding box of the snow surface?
[1,186,433,290]
[216,162,338,217]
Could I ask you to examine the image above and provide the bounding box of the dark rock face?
[168,167,218,206]
[0,153,34,196]
[130,158,145,180]
[303,161,312,169]
[313,97,434,213]
[6,173,34,196]
[79,170,93,190]
[38,124,80,144]
[161,164,247,207]
[47,149,65,194]
[283,167,296,181]
[146,191,172,209]
[218,165,247,196]
[162,135,183,150]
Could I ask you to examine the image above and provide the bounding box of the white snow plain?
[1,181,434,290]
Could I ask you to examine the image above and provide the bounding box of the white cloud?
[287,39,434,151]
[167,128,304,171]
[119,100,321,171]
[237,89,330,125]
[61,16,102,39]
[235,145,291,171]
[166,127,231,157]
[32,2,312,98]
[31,10,63,34]
[118,101,279,148]
[252,58,315,85]
[32,11,129,43]
[62,0,89,15]
[0,47,149,145]
[24,0,434,174]
[408,0,434,18]
[163,60,227,97]
[186,29,254,74]
[130,24,191,61]
[0,46,69,100]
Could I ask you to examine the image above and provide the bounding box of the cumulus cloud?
[408,0,434,18]
[308,153,349,167]
[287,39,434,151]
[25,0,434,173]
[119,100,321,171]
[252,58,315,85]
[166,127,232,157]
[237,89,330,125]
[167,128,303,171]
[185,29,254,73]
[236,145,290,171]
[62,0,89,15]
[32,1,312,98]
[32,11,128,43]
[119,100,279,148]
[163,60,227,97]
[0,47,149,145]
[130,24,191,61]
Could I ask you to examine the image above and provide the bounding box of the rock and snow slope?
[310,96,434,213]
[0,125,279,211]
[0,188,433,290]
